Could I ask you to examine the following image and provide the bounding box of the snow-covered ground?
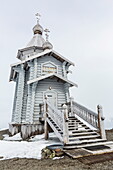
[0,133,61,160]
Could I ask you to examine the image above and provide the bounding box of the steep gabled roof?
[9,49,75,82]
[27,73,78,87]
[11,49,75,67]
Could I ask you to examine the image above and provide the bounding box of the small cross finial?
[44,28,50,41]
[35,13,41,24]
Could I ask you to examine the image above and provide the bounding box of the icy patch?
[53,156,64,160]
[0,133,62,160]
[29,134,44,141]
[3,133,22,141]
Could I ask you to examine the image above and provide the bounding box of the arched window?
[41,62,57,75]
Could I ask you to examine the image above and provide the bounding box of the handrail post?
[97,105,106,139]
[70,97,74,116]
[62,104,69,144]
[44,97,49,140]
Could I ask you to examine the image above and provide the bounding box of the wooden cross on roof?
[35,13,41,24]
[44,28,50,41]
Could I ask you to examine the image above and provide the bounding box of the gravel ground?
[0,129,113,170]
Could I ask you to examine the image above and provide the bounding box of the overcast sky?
[0,0,113,129]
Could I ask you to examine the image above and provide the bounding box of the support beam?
[30,82,38,122]
[13,64,25,123]
[26,61,34,123]
[97,105,106,140]
[62,104,69,144]
[44,99,49,140]
[64,83,70,103]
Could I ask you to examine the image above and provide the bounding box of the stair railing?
[68,97,106,139]
[68,98,98,128]
[71,101,98,128]
[46,100,63,131]
[44,98,69,144]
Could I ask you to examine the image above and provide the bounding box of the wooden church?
[9,14,77,138]
[9,14,111,149]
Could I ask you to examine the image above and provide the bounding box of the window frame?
[41,61,58,75]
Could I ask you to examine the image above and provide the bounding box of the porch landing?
[63,142,113,161]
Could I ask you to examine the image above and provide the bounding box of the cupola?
[42,28,53,50]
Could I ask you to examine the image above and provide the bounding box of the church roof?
[10,49,75,81]
[26,34,45,48]
[27,73,78,87]
[11,49,75,67]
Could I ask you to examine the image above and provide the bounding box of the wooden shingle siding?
[12,74,19,122]
[26,84,32,122]
[21,70,29,122]
[10,48,73,127]
[33,78,67,122]
[12,65,25,123]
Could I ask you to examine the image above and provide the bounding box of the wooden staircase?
[64,115,110,149]
[44,99,113,149]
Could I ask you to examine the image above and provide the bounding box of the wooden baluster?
[92,115,94,127]
[86,112,88,122]
[97,105,106,139]
[89,113,91,124]
[70,97,74,116]
[62,104,69,144]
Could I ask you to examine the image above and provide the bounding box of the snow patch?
[0,133,61,160]
[3,133,22,141]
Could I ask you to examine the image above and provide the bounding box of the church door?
[44,91,57,107]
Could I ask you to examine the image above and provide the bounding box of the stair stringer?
[47,117,64,143]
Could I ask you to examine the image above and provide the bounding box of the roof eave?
[27,73,78,87]
[52,50,75,66]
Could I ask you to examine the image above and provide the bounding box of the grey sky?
[0,0,113,129]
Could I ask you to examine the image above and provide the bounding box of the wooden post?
[97,105,106,139]
[70,97,74,116]
[63,104,69,144]
[44,98,49,140]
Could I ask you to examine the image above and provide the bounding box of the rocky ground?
[0,129,113,170]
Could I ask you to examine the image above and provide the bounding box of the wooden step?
[68,122,79,125]
[69,119,80,122]
[69,134,100,141]
[68,120,76,122]
[81,124,88,127]
[68,118,77,120]
[64,141,113,149]
[69,131,98,137]
[68,116,76,118]
[69,129,93,133]
[68,126,90,130]
[66,139,106,146]
[68,125,83,128]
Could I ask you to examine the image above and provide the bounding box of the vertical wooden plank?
[62,104,69,144]
[97,105,106,139]
[12,74,19,122]
[44,100,49,140]
[13,64,25,123]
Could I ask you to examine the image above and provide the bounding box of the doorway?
[44,91,57,107]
